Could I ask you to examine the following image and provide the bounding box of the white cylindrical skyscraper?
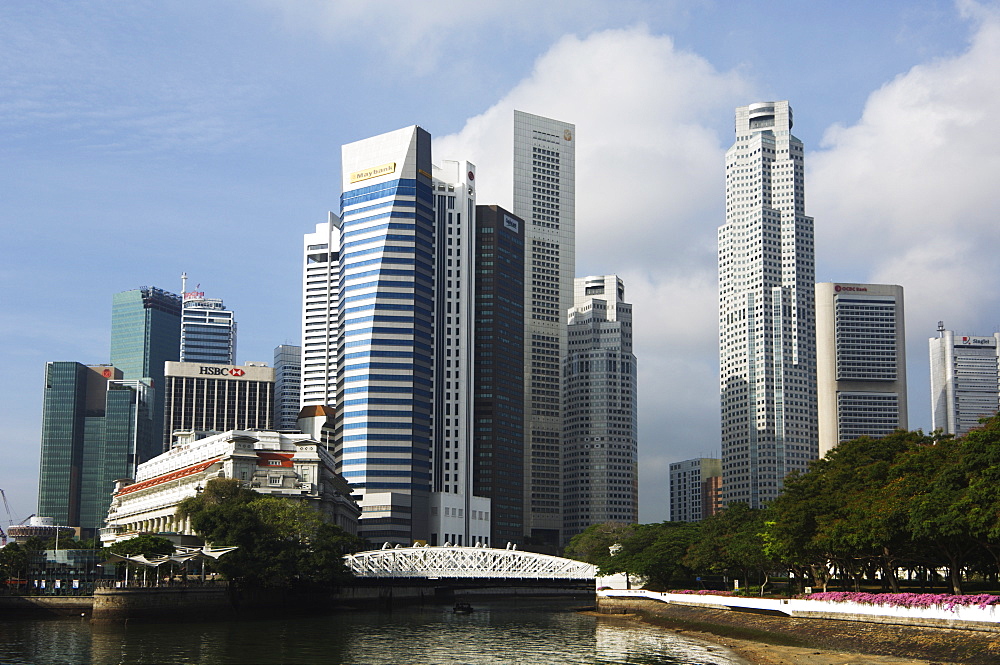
[719,101,818,508]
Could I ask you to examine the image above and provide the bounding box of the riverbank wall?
[4,583,592,622]
[86,582,575,622]
[0,595,92,618]
[598,589,1000,632]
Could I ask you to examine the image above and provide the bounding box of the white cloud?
[254,0,677,76]
[810,4,1000,430]
[434,26,754,520]
[434,8,1000,520]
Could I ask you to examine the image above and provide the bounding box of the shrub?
[802,591,1000,611]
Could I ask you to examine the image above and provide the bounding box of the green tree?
[0,543,29,585]
[685,503,776,589]
[893,436,975,595]
[604,521,700,590]
[954,414,1000,578]
[564,521,636,571]
[177,478,362,588]
[107,534,175,558]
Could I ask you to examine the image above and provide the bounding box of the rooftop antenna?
[181,272,188,298]
[937,321,945,337]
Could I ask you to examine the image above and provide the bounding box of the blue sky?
[2,0,998,524]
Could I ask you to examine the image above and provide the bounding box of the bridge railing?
[344,545,597,580]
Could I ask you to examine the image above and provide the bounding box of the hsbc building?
[163,361,275,448]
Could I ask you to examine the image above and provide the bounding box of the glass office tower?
[273,344,302,430]
[336,125,435,544]
[563,275,638,543]
[38,363,153,537]
[179,279,237,365]
[473,204,525,548]
[512,110,575,548]
[110,286,181,455]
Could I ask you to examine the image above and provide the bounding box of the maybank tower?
[337,127,435,544]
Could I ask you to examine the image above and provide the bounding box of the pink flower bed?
[671,589,736,597]
[803,591,1000,611]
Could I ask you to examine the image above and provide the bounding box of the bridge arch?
[344,545,596,581]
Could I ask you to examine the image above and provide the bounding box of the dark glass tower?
[474,205,525,547]
[110,286,181,455]
[38,363,154,537]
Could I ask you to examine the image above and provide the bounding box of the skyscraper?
[930,325,1000,436]
[179,275,237,365]
[512,110,575,548]
[562,275,637,542]
[669,458,722,523]
[273,344,302,431]
[473,204,525,548]
[37,362,154,536]
[816,283,907,456]
[162,361,274,444]
[428,160,490,547]
[336,125,435,544]
[719,101,817,508]
[301,216,340,409]
[110,286,182,455]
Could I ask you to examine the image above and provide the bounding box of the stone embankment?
[0,595,92,618]
[597,590,1000,665]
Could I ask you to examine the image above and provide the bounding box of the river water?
[0,598,744,664]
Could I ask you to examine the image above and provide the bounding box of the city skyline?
[5,2,1000,522]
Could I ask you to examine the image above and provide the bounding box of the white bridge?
[344,545,597,581]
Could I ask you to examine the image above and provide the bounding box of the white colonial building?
[101,429,360,546]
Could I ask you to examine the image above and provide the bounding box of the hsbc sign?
[199,366,247,377]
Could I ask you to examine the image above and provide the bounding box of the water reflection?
[0,599,743,665]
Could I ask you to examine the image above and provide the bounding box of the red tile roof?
[117,458,222,496]
[257,452,293,467]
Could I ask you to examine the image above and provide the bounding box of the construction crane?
[0,488,12,546]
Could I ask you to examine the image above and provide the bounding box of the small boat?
[453,602,474,613]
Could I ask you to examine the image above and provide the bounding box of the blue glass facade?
[336,127,434,544]
[38,363,153,537]
[110,287,181,456]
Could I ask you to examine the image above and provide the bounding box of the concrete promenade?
[598,589,1000,632]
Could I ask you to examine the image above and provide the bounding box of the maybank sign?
[350,162,397,184]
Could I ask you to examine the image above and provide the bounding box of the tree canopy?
[177,478,364,588]
[107,534,175,558]
[565,415,1000,596]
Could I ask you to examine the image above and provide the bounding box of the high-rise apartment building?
[110,286,182,455]
[563,276,637,542]
[816,283,907,456]
[38,363,155,537]
[512,110,575,548]
[428,160,490,547]
[669,458,722,523]
[473,204,525,547]
[179,275,237,365]
[336,126,435,544]
[930,325,1000,436]
[162,361,274,445]
[719,101,817,508]
[301,216,341,409]
[273,344,302,431]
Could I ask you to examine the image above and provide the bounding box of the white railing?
[344,545,597,580]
